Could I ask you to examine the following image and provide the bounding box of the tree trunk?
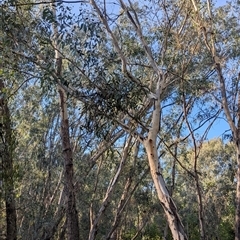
[143,96,187,240]
[236,147,240,240]
[214,63,239,240]
[195,175,205,240]
[144,139,187,240]
[0,79,17,240]
[88,136,132,240]
[235,91,240,240]
[51,2,80,239]
[59,88,80,240]
[193,1,239,234]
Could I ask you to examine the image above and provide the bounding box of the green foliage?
[0,0,239,239]
[42,8,54,23]
[143,223,162,240]
[219,220,235,240]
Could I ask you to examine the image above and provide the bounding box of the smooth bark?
[189,1,239,238]
[143,92,187,240]
[88,0,188,237]
[51,2,80,239]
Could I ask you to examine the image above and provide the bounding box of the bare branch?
[119,0,161,75]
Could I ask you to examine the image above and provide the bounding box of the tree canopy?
[0,0,240,239]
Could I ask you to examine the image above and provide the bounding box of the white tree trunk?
[144,96,187,240]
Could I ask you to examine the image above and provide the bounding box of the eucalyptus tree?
[0,1,143,239]
[173,138,235,239]
[0,79,17,240]
[1,1,237,240]
[0,1,67,238]
[0,2,31,238]
[78,0,221,238]
[37,0,223,238]
[50,2,81,239]
[188,0,240,238]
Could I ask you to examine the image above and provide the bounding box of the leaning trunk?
[235,91,240,240]
[0,79,17,240]
[59,86,80,240]
[51,2,80,239]
[236,144,240,240]
[215,62,239,239]
[195,175,205,240]
[144,139,187,240]
[88,136,132,240]
[143,96,187,240]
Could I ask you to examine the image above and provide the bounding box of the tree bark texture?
[51,2,80,238]
[215,62,239,240]
[143,97,187,240]
[0,79,17,240]
[189,1,239,236]
[144,139,187,240]
[235,91,240,240]
[59,88,80,240]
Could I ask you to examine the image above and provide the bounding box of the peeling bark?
[144,138,187,240]
[143,96,187,240]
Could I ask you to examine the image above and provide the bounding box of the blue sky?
[64,0,232,141]
[215,0,228,7]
